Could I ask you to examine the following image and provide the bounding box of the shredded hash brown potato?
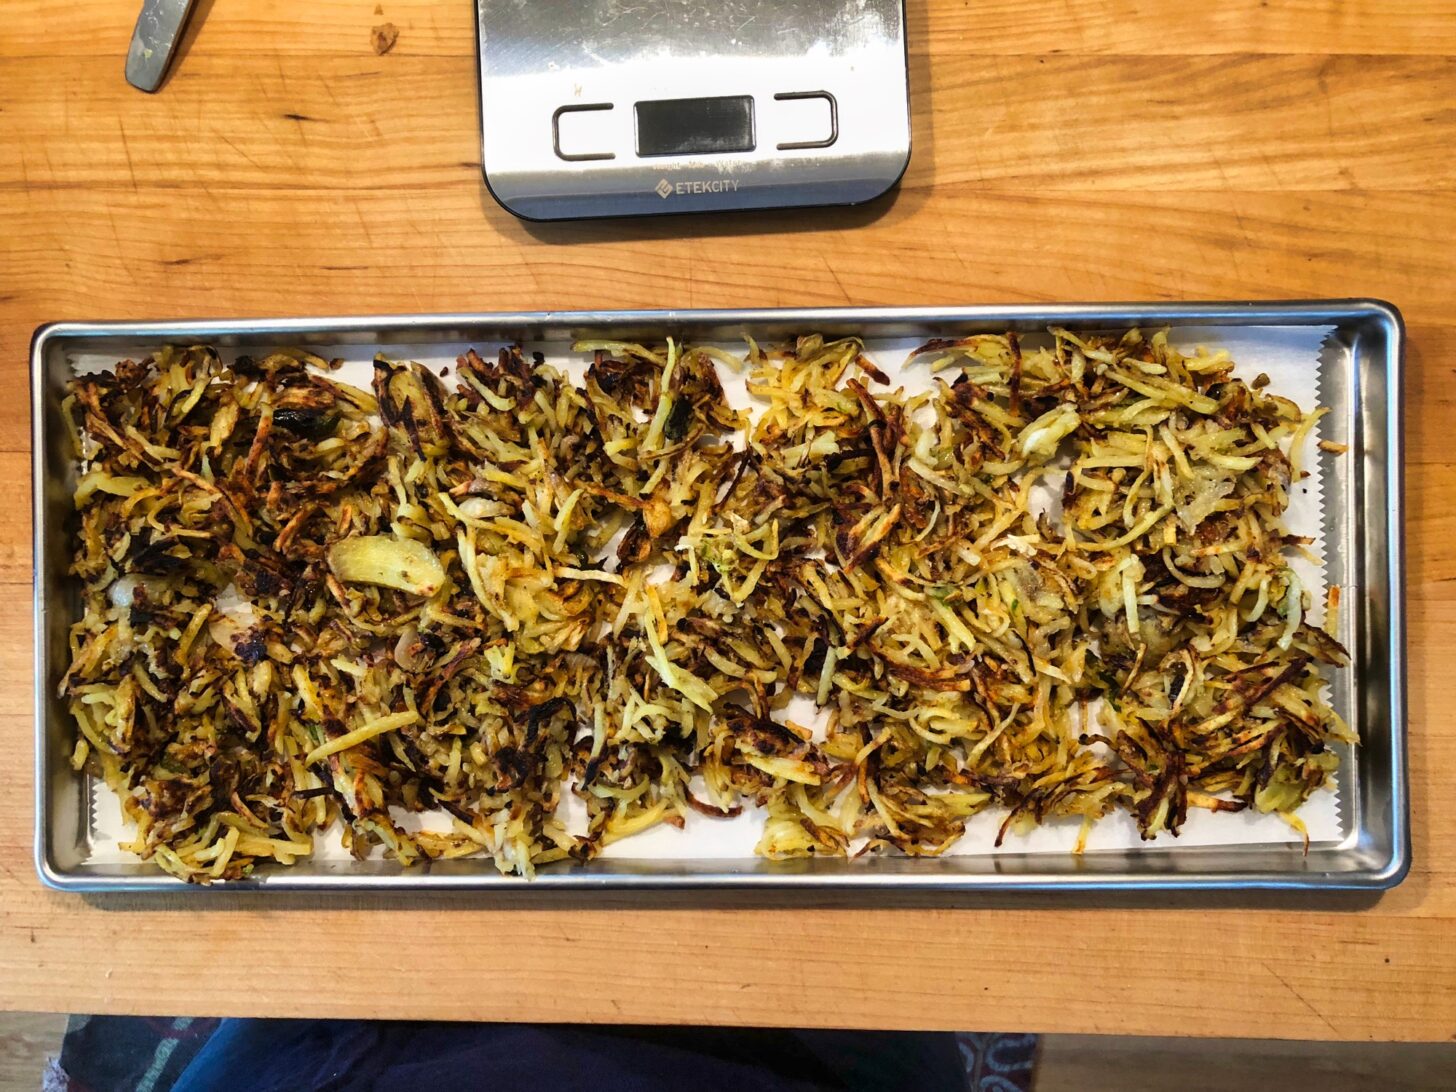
[61,330,1352,881]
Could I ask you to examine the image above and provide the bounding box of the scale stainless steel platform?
[474,0,912,221]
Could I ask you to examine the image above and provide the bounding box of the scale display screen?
[635,96,756,158]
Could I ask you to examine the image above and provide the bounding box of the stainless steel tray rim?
[32,302,1408,894]
[30,298,1407,343]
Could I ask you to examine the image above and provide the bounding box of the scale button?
[553,104,616,162]
[774,91,838,150]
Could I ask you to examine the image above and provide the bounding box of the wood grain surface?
[2,0,1454,1040]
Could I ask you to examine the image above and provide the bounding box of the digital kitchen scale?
[475,0,911,221]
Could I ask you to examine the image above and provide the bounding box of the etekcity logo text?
[655,178,741,199]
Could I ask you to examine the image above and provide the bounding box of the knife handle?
[125,0,199,93]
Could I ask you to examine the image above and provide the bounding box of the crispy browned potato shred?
[61,330,1352,881]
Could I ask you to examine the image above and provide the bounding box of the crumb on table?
[372,22,399,55]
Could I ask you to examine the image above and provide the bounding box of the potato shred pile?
[61,329,1351,881]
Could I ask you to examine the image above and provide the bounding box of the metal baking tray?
[31,303,1408,892]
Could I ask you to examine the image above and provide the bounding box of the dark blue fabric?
[170,1020,973,1091]
[58,1014,221,1091]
